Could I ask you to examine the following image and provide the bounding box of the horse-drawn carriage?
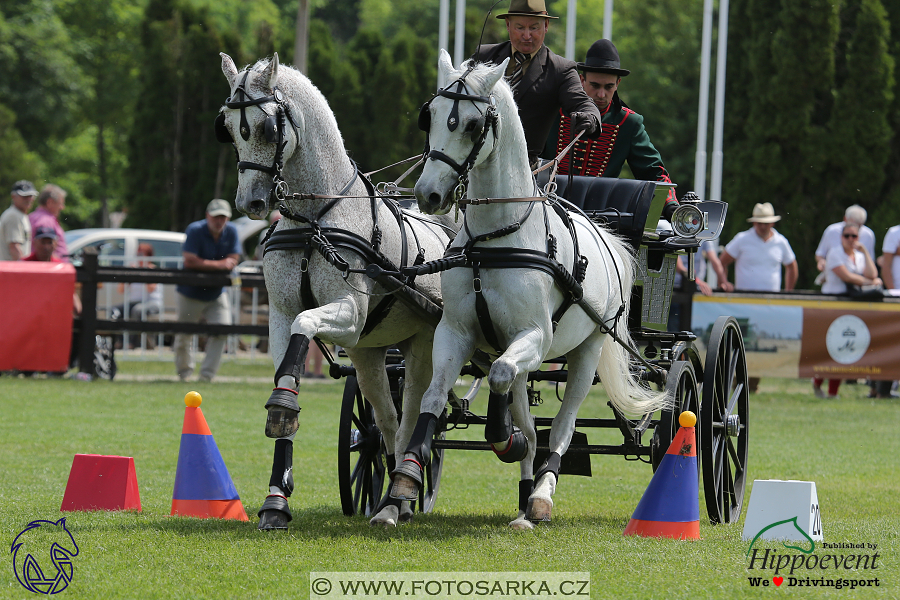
[216,51,748,530]
[337,165,748,526]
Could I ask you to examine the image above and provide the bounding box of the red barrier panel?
[0,261,75,372]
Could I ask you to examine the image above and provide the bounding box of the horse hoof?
[526,497,553,523]
[258,509,290,530]
[257,494,292,530]
[509,517,535,531]
[398,501,414,524]
[369,505,398,528]
[265,408,299,439]
[390,474,420,501]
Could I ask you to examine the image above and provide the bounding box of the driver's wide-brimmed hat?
[577,39,630,76]
[746,202,782,223]
[496,0,558,19]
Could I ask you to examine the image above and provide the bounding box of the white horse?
[218,53,458,528]
[390,51,670,529]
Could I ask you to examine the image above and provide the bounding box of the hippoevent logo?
[746,517,881,590]
[10,518,80,594]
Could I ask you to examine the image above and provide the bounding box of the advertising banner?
[691,295,900,380]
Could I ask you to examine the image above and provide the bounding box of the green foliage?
[0,0,86,154]
[0,102,45,194]
[126,0,242,231]
[723,0,897,288]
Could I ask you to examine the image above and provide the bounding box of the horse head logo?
[746,516,816,557]
[10,518,79,594]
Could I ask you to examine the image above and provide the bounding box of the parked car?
[66,229,186,268]
[66,218,270,268]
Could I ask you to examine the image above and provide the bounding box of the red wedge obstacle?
[61,454,141,512]
[171,391,248,521]
[623,411,700,540]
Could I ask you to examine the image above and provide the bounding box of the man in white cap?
[719,202,798,292]
[174,199,242,382]
[1,180,38,260]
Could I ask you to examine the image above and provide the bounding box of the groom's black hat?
[576,39,630,77]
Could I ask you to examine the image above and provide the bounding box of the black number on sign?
[811,503,822,536]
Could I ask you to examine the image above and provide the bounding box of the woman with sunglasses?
[814,223,882,398]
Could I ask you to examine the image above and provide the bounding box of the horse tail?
[595,232,672,418]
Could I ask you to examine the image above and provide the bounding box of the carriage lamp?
[670,204,706,238]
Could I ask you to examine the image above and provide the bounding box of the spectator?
[28,184,68,262]
[23,226,82,316]
[880,222,900,291]
[173,199,241,383]
[473,0,601,168]
[718,203,797,394]
[875,223,900,399]
[814,223,880,399]
[820,223,880,295]
[719,203,798,292]
[1,180,38,261]
[815,205,875,276]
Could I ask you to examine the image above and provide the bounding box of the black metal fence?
[73,251,268,370]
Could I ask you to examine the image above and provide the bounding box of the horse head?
[219,52,301,219]
[414,50,510,215]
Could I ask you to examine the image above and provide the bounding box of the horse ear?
[221,53,239,90]
[261,52,280,91]
[484,57,509,90]
[438,48,455,81]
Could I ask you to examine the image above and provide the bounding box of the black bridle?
[215,69,300,206]
[418,64,498,202]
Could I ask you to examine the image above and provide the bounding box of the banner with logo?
[690,296,900,380]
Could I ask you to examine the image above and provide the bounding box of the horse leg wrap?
[257,494,292,531]
[264,388,300,438]
[389,414,436,501]
[518,479,534,514]
[534,452,562,486]
[493,428,528,463]
[268,439,294,497]
[274,333,310,386]
[403,413,438,466]
[484,391,513,444]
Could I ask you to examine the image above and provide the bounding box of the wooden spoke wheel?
[701,316,750,524]
[652,360,700,472]
[338,376,386,516]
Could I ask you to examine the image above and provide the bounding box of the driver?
[542,39,679,219]
[473,0,602,169]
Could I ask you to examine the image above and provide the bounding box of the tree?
[126,0,243,231]
[58,0,144,227]
[0,103,44,192]
[0,0,86,155]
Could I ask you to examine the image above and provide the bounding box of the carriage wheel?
[651,360,700,472]
[701,316,750,524]
[338,376,386,516]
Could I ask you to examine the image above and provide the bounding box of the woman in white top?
[820,224,880,295]
[814,224,881,399]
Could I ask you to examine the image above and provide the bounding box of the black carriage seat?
[535,170,665,248]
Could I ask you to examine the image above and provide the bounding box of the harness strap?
[471,261,505,352]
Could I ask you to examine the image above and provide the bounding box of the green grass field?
[1,364,897,599]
